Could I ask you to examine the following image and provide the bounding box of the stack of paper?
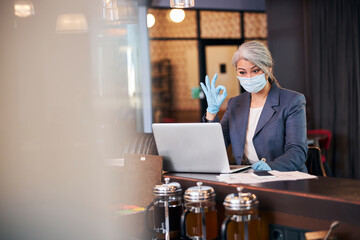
[216,170,317,184]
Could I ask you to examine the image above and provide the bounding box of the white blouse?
[243,106,263,164]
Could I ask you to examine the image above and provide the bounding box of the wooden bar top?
[164,173,360,239]
[165,173,360,203]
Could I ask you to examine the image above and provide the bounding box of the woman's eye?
[253,69,259,73]
[239,71,245,75]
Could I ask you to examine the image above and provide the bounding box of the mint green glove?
[200,74,227,114]
[251,161,271,171]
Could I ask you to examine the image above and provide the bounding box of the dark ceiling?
[150,0,266,11]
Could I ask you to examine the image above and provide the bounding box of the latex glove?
[251,161,272,171]
[200,74,227,114]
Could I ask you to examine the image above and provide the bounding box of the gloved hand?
[251,161,271,171]
[200,74,227,114]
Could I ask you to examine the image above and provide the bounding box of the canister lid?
[184,182,216,202]
[153,178,182,196]
[223,187,258,210]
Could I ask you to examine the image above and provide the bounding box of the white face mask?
[237,73,267,93]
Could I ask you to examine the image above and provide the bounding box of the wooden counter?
[164,173,360,239]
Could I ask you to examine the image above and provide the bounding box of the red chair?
[306,147,327,176]
[307,129,332,162]
[307,129,332,176]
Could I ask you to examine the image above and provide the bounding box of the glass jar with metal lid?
[145,178,182,240]
[181,182,218,240]
[221,187,261,240]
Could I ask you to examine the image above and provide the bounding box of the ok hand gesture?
[200,73,227,115]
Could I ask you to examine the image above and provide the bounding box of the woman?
[200,41,308,172]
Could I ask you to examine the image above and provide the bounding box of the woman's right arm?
[220,100,231,147]
[205,112,216,121]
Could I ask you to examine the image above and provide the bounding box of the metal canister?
[181,182,218,240]
[146,178,182,240]
[221,187,261,240]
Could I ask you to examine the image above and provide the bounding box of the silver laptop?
[152,123,251,174]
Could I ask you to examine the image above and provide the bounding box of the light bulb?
[147,13,155,28]
[169,9,185,23]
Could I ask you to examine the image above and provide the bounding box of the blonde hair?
[232,41,279,85]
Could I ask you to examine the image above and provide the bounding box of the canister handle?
[180,208,190,239]
[221,216,231,240]
[180,208,208,239]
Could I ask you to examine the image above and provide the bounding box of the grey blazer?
[212,83,308,172]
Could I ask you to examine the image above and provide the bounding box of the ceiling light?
[147,13,155,28]
[56,14,88,33]
[14,1,35,18]
[100,0,119,21]
[169,9,185,23]
[170,0,194,8]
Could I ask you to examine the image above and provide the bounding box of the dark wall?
[266,0,307,95]
[266,0,360,179]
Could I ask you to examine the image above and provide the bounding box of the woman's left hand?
[251,161,271,171]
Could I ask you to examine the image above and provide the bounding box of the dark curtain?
[304,0,360,178]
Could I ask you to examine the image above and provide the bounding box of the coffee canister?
[146,178,182,240]
[221,187,261,240]
[181,182,218,240]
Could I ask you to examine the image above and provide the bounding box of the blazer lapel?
[235,93,251,147]
[254,84,280,136]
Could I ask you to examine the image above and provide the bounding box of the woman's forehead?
[236,59,256,69]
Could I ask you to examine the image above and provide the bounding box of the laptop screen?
[152,123,234,173]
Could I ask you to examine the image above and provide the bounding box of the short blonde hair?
[232,41,278,85]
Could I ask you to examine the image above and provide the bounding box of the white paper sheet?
[216,170,318,184]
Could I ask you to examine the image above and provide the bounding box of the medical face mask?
[237,73,267,93]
